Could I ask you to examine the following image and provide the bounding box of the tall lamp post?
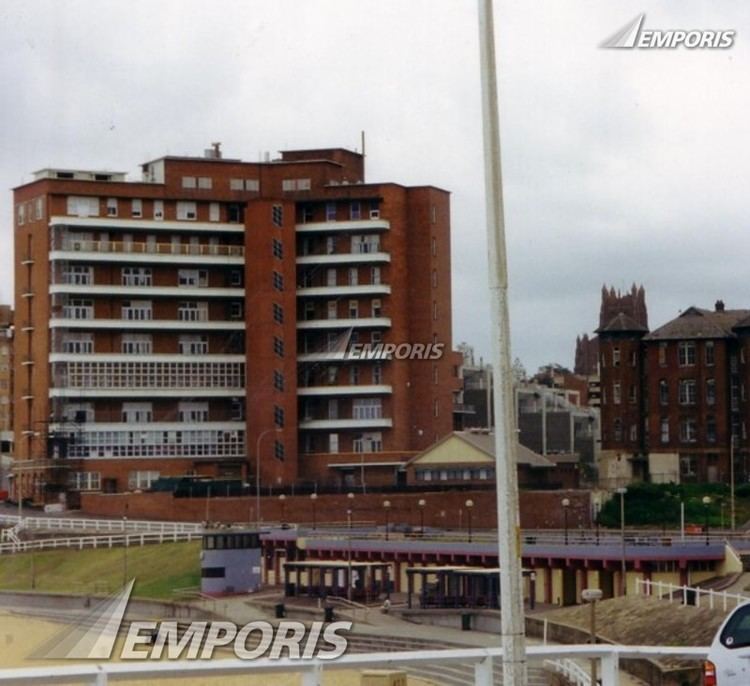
[383,500,391,541]
[561,498,570,545]
[418,498,426,536]
[346,492,354,529]
[310,492,318,531]
[255,428,282,530]
[730,434,736,531]
[703,495,712,546]
[582,588,603,686]
[616,487,627,595]
[465,499,474,543]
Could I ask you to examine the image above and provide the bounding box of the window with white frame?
[348,267,358,286]
[678,341,696,366]
[352,235,380,254]
[372,299,382,317]
[177,201,197,220]
[325,201,336,221]
[122,402,153,423]
[122,266,152,287]
[327,301,337,320]
[230,398,244,421]
[613,383,621,405]
[678,379,697,405]
[179,401,208,422]
[131,199,142,218]
[178,269,208,287]
[17,203,25,225]
[373,364,383,384]
[121,300,152,321]
[371,267,381,285]
[35,197,44,220]
[348,300,359,318]
[706,378,716,405]
[153,200,164,220]
[660,418,669,443]
[62,333,94,354]
[245,179,259,192]
[353,397,382,420]
[178,301,208,321]
[67,196,100,217]
[63,265,93,285]
[122,334,152,355]
[230,179,244,191]
[182,176,197,189]
[350,202,361,220]
[230,302,242,320]
[106,198,118,217]
[328,433,339,453]
[128,470,160,490]
[327,269,337,287]
[63,402,94,423]
[353,432,382,452]
[680,418,698,443]
[63,299,93,320]
[198,177,212,189]
[69,472,101,491]
[209,203,220,222]
[179,334,208,355]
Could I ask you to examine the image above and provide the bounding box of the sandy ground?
[0,612,431,686]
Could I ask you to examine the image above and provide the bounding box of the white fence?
[0,515,203,535]
[0,644,710,685]
[0,530,203,555]
[636,577,750,611]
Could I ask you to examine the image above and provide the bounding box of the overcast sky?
[0,0,748,374]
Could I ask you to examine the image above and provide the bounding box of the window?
[705,341,715,366]
[706,378,716,405]
[372,299,382,317]
[272,238,283,259]
[432,301,438,320]
[177,201,197,220]
[348,267,358,286]
[229,302,242,320]
[432,270,438,288]
[198,177,212,189]
[179,401,208,422]
[273,303,284,324]
[719,604,750,650]
[230,270,243,286]
[122,300,152,321]
[678,379,697,405]
[613,418,622,442]
[659,379,669,405]
[327,301,337,320]
[67,196,100,217]
[371,331,383,344]
[131,199,142,218]
[328,433,339,453]
[349,300,359,319]
[660,418,669,443]
[182,176,196,189]
[178,269,208,287]
[326,236,336,254]
[179,335,208,355]
[69,472,101,491]
[352,235,380,254]
[629,385,637,404]
[325,201,336,221]
[122,402,152,423]
[209,203,220,222]
[122,334,152,355]
[629,424,638,442]
[431,236,437,256]
[64,299,94,320]
[350,202,361,220]
[178,301,208,321]
[231,398,244,421]
[274,405,285,427]
[230,179,244,191]
[62,333,93,354]
[153,200,164,220]
[680,418,698,443]
[274,439,285,460]
[245,179,259,192]
[63,402,94,423]
[273,271,284,291]
[273,370,285,391]
[63,265,93,285]
[630,350,637,367]
[272,205,283,226]
[273,337,284,357]
[658,343,667,367]
[353,432,383,453]
[349,366,360,385]
[371,267,381,285]
[106,198,118,217]
[17,203,25,225]
[678,341,696,366]
[612,347,620,367]
[353,398,382,420]
[122,267,152,287]
[613,383,621,405]
[707,416,717,443]
[128,471,160,490]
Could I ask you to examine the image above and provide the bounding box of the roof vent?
[715,300,725,312]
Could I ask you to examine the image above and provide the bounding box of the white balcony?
[296,284,391,298]
[50,239,244,265]
[49,215,245,234]
[297,317,391,330]
[297,384,392,397]
[50,284,245,298]
[296,252,390,266]
[50,388,241,398]
[48,420,244,433]
[49,353,244,364]
[49,318,245,331]
[295,219,390,233]
[298,417,393,430]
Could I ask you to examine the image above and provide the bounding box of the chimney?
[715,300,725,312]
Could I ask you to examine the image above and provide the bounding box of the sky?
[0,0,748,374]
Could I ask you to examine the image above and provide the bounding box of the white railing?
[636,577,750,611]
[58,239,244,258]
[0,644,709,685]
[0,530,202,555]
[544,657,591,686]
[0,515,203,535]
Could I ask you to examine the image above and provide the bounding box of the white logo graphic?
[35,580,351,661]
[601,14,735,49]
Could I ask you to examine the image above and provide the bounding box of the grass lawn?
[0,541,201,599]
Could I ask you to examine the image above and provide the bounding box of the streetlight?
[255,428,282,530]
[561,498,570,545]
[279,494,286,527]
[347,492,355,529]
[465,499,474,543]
[703,495,712,546]
[346,492,355,602]
[582,588,603,685]
[616,487,627,596]
[383,500,391,541]
[310,492,318,531]
[418,498,426,536]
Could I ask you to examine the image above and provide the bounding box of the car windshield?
[721,606,750,649]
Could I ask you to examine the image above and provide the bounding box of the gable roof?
[596,312,649,335]
[644,307,750,341]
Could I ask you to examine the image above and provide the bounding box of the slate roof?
[595,312,649,334]
[644,306,750,341]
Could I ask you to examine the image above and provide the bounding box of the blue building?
[201,530,262,595]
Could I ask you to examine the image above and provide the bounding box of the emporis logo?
[601,14,735,50]
[34,581,351,661]
[345,342,445,361]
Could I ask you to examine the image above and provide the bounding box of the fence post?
[300,662,322,686]
[682,585,688,605]
[710,589,714,610]
[543,617,548,645]
[696,589,701,608]
[474,655,494,686]
[600,651,619,686]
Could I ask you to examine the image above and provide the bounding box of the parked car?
[705,601,750,685]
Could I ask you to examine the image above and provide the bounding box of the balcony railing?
[56,239,244,257]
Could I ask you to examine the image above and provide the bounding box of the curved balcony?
[295,219,390,233]
[50,215,244,234]
[297,317,391,331]
[297,384,392,396]
[296,252,390,266]
[49,318,244,331]
[50,284,245,298]
[296,284,391,298]
[298,417,393,430]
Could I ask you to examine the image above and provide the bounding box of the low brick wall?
[79,489,591,530]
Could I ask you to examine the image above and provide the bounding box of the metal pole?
[731,435,736,531]
[256,428,280,530]
[478,2,527,681]
[680,501,685,542]
[590,599,597,686]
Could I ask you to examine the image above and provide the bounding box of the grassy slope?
[0,541,201,599]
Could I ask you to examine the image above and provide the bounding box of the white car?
[705,601,750,685]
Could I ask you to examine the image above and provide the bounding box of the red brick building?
[11,145,461,503]
[599,298,750,485]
